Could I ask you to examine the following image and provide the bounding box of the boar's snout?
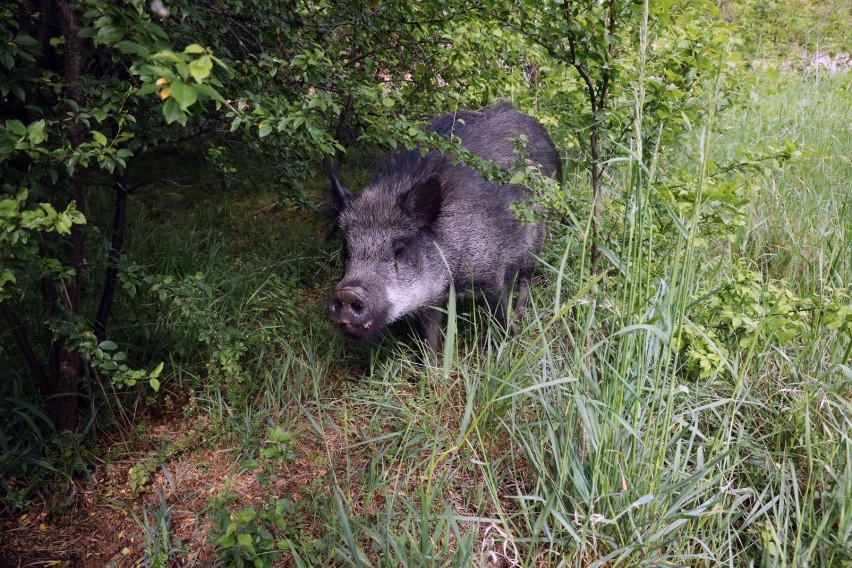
[328,286,374,337]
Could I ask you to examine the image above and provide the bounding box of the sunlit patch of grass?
[729,73,851,292]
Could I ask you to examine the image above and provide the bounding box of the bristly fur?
[325,103,561,351]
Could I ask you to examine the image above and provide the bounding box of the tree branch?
[597,0,619,112]
[564,8,598,112]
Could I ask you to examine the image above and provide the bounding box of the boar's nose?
[328,287,370,327]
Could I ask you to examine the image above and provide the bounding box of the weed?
[130,476,186,568]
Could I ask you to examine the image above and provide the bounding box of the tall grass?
[732,72,851,292]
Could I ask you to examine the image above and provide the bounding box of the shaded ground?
[0,157,360,567]
[0,411,339,567]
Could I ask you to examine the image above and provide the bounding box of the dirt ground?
[0,412,325,567]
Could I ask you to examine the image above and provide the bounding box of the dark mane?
[370,145,448,186]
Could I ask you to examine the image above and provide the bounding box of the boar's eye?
[393,242,406,261]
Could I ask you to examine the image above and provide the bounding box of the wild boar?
[327,102,561,353]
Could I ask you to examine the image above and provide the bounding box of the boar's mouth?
[335,319,379,340]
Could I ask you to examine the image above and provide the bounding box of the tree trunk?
[94,165,129,342]
[589,125,602,277]
[48,0,88,432]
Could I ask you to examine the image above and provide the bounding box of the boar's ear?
[324,158,353,216]
[400,176,442,229]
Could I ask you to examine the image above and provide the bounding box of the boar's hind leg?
[417,307,444,359]
[513,269,532,319]
[509,268,533,336]
[493,278,519,337]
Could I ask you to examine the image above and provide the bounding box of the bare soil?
[0,412,302,567]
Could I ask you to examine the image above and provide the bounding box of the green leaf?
[99,340,118,351]
[0,52,13,70]
[67,210,86,225]
[162,97,185,125]
[5,120,26,137]
[10,84,25,101]
[96,25,125,45]
[55,215,72,234]
[193,83,226,104]
[115,40,150,57]
[183,43,206,54]
[258,122,272,138]
[175,61,189,80]
[169,81,198,111]
[27,120,46,145]
[92,131,108,146]
[0,199,18,217]
[235,508,256,523]
[149,361,164,380]
[14,32,40,48]
[136,82,159,97]
[509,171,525,184]
[237,533,256,554]
[149,377,160,392]
[189,55,213,83]
[210,55,230,71]
[1,269,17,288]
[153,50,187,64]
[381,97,395,108]
[76,26,95,39]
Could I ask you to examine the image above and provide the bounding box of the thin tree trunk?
[589,126,602,277]
[94,164,129,342]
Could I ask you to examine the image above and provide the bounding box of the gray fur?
[327,103,561,353]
